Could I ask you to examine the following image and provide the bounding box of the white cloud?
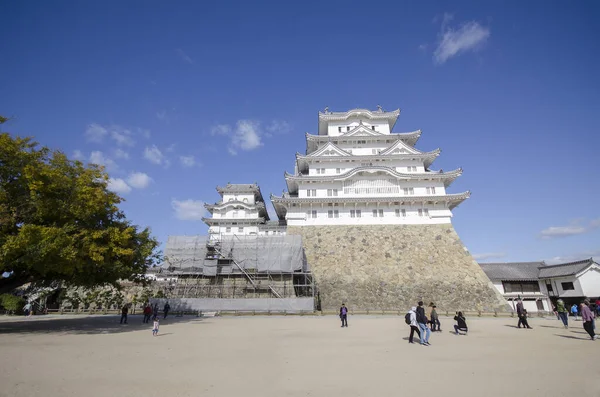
[166,143,177,153]
[545,249,600,265]
[210,124,231,136]
[433,20,490,64]
[113,148,130,159]
[472,252,506,261]
[110,126,135,147]
[266,120,292,135]
[179,155,196,168]
[107,178,131,194]
[84,123,147,146]
[85,123,108,143]
[540,218,600,239]
[127,172,152,189]
[72,150,85,160]
[156,110,167,122]
[89,151,118,172]
[171,199,207,220]
[232,120,262,151]
[175,48,194,64]
[143,145,166,165]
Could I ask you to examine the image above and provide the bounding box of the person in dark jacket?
[581,300,597,340]
[430,305,441,332]
[516,299,532,329]
[120,304,129,324]
[163,302,171,319]
[453,312,468,335]
[339,303,348,327]
[416,301,430,346]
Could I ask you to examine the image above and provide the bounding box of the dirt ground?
[0,314,597,397]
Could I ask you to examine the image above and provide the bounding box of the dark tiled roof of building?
[479,262,546,281]
[538,258,597,278]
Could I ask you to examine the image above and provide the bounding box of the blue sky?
[1,1,599,264]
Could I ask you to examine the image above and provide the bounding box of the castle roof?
[479,262,546,281]
[318,108,400,135]
[538,258,598,278]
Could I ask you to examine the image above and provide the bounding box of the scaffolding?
[159,234,315,303]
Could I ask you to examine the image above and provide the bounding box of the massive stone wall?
[288,224,509,312]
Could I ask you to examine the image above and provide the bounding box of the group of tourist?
[553,298,598,340]
[339,301,468,346]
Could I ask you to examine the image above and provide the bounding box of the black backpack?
[404,312,411,325]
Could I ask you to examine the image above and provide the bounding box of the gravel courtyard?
[0,314,597,397]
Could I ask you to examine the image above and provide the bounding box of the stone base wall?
[287,224,509,312]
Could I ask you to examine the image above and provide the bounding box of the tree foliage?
[0,293,25,313]
[0,122,160,291]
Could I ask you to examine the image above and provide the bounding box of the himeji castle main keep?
[160,107,509,312]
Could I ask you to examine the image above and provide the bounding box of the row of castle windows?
[337,126,377,133]
[306,208,430,219]
[304,187,436,196]
[311,166,419,175]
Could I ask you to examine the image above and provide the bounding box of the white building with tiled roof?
[203,183,285,239]
[479,258,600,312]
[271,107,469,225]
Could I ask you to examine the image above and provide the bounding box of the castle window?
[371,126,376,131]
[328,210,333,218]
[225,227,231,233]
[311,210,317,219]
[238,227,244,233]
[338,127,342,132]
[403,187,414,195]
[427,187,436,194]
[334,210,339,218]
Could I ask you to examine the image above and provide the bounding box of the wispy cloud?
[84,123,146,146]
[156,110,168,122]
[545,249,600,265]
[127,172,153,189]
[179,155,196,168]
[540,218,600,239]
[418,44,427,52]
[107,178,131,194]
[89,150,118,172]
[143,145,167,166]
[171,199,207,220]
[211,119,288,155]
[433,17,490,64]
[175,48,194,64]
[472,252,506,261]
[72,150,85,160]
[113,148,130,160]
[85,124,108,143]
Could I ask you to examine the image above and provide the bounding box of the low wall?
[149,298,314,312]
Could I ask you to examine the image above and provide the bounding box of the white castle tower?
[203,183,286,239]
[271,107,469,226]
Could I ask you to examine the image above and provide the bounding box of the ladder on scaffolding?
[210,245,282,299]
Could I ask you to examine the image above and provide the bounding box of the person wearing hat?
[580,299,597,340]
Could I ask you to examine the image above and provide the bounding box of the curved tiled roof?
[538,258,597,278]
[479,262,545,281]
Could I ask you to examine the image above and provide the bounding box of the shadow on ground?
[554,334,589,341]
[0,314,207,335]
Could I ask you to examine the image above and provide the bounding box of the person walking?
[120,304,129,324]
[23,302,32,317]
[571,303,578,320]
[406,306,421,344]
[143,304,152,324]
[595,298,600,316]
[416,301,431,346]
[152,317,160,336]
[453,311,468,335]
[580,300,597,340]
[430,305,441,332]
[163,302,171,319]
[556,299,569,329]
[516,299,532,329]
[339,303,348,327]
[152,303,159,320]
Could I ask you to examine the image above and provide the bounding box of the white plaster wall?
[285,204,452,226]
[544,276,584,298]
[493,281,505,294]
[578,266,600,297]
[297,179,447,198]
[327,119,390,136]
[307,159,426,174]
[222,193,255,204]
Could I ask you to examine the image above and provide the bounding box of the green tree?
[0,125,160,293]
[0,293,25,314]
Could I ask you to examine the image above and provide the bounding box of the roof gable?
[308,142,352,157]
[380,139,422,155]
[342,125,385,137]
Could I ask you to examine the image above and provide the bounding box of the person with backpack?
[416,301,431,346]
[406,307,421,344]
[453,312,468,335]
[571,303,579,320]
